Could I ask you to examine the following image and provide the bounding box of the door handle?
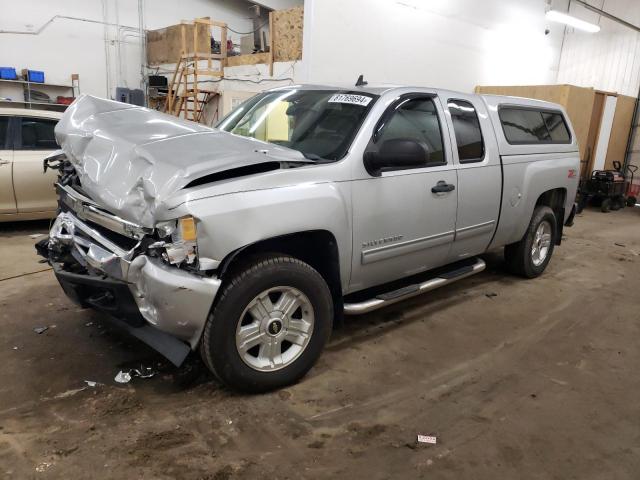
[0,159,9,166]
[431,181,455,193]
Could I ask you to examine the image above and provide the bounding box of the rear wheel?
[505,206,556,278]
[601,198,612,213]
[627,196,637,207]
[200,255,333,393]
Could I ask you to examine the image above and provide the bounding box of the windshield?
[216,89,377,161]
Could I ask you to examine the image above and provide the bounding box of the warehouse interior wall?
[0,0,259,97]
[300,0,566,92]
[554,0,640,174]
[556,0,640,97]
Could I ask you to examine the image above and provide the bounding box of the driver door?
[350,94,458,292]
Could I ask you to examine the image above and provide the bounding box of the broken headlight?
[155,216,198,265]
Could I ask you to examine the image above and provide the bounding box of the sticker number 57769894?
[328,93,373,107]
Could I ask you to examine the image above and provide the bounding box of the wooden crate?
[223,5,304,71]
[605,94,636,170]
[147,22,212,65]
[272,6,303,62]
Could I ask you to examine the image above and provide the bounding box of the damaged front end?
[39,154,221,366]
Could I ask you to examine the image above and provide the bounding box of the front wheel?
[505,206,557,278]
[200,255,333,393]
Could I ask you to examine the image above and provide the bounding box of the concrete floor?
[0,208,639,479]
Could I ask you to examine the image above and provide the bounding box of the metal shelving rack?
[0,75,78,110]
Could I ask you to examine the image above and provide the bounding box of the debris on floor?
[114,371,132,384]
[33,326,49,334]
[614,242,626,247]
[485,292,498,299]
[35,462,53,473]
[28,233,45,239]
[417,434,437,445]
[114,365,157,384]
[84,380,101,387]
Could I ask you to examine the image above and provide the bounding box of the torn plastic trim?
[43,149,68,173]
[49,212,138,280]
[58,183,153,240]
[49,212,221,348]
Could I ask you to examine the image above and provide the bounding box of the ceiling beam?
[573,0,640,33]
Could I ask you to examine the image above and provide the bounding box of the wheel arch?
[216,230,344,326]
[535,187,567,245]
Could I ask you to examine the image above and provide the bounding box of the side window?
[0,117,8,149]
[447,99,484,163]
[19,117,58,150]
[378,97,445,166]
[542,112,571,142]
[499,107,571,144]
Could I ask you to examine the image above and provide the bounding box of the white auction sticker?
[417,435,437,444]
[328,93,373,107]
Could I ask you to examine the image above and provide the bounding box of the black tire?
[200,255,333,393]
[504,206,557,278]
[601,198,612,213]
[612,195,625,210]
[627,196,637,207]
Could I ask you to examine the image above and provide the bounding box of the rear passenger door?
[0,115,15,214]
[13,116,59,213]
[443,96,501,260]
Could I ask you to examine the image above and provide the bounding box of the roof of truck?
[270,84,565,109]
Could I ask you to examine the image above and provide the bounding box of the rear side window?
[448,99,484,163]
[499,107,571,144]
[0,117,8,149]
[542,112,571,142]
[19,117,58,150]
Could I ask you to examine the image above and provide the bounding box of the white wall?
[0,0,257,97]
[554,0,640,178]
[300,0,565,92]
[556,0,640,97]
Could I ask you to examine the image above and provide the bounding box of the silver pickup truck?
[38,85,579,392]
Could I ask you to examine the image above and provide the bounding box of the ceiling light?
[546,10,601,33]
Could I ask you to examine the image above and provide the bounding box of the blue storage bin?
[0,67,17,80]
[26,70,45,83]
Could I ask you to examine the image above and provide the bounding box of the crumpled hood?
[55,95,306,227]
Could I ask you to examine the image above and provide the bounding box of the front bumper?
[42,211,221,364]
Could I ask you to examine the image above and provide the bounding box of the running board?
[343,258,486,315]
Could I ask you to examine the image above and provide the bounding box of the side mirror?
[364,138,429,176]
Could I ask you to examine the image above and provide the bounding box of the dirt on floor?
[1,208,639,479]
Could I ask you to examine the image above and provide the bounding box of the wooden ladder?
[163,18,227,123]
